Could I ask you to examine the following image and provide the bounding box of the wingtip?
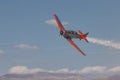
[83,54,86,56]
[53,14,57,16]
[82,53,86,56]
[78,49,86,56]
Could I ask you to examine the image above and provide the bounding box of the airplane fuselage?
[61,30,80,40]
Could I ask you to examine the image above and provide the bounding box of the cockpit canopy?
[67,30,78,35]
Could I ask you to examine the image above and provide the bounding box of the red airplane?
[53,14,89,56]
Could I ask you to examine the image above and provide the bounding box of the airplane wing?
[68,39,86,56]
[53,14,66,31]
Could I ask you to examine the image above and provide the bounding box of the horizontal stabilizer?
[85,32,89,37]
[78,30,89,43]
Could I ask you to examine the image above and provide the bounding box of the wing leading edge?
[53,14,66,31]
[68,39,86,56]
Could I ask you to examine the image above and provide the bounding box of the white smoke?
[88,37,120,50]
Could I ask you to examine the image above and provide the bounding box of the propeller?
[60,30,64,35]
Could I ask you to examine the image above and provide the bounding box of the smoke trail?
[87,37,120,50]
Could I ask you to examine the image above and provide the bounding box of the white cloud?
[45,19,69,26]
[80,66,106,73]
[55,68,70,73]
[88,37,120,50]
[9,66,45,74]
[61,21,69,26]
[109,66,120,72]
[9,66,72,74]
[0,50,5,55]
[45,19,57,26]
[9,66,120,74]
[14,44,39,50]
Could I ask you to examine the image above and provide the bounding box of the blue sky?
[0,0,120,75]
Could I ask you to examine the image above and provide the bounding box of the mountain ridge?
[0,72,120,80]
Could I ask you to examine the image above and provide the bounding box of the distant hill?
[93,75,120,80]
[0,72,89,80]
[0,72,120,80]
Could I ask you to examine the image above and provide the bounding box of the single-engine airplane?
[53,14,89,56]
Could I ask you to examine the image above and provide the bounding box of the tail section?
[85,32,89,37]
[78,30,89,43]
